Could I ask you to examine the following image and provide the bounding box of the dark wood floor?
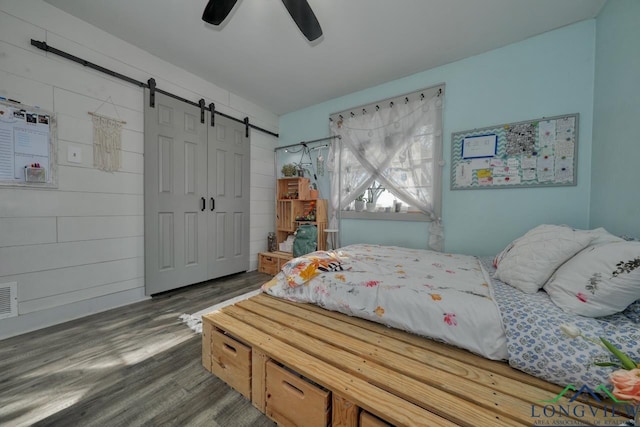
[0,271,276,427]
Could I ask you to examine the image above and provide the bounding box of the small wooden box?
[360,411,392,427]
[277,177,310,200]
[210,329,252,399]
[265,361,330,427]
[258,252,292,276]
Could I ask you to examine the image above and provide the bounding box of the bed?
[261,225,640,390]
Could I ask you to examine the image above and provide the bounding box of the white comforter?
[262,244,508,360]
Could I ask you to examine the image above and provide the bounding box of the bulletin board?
[0,99,57,188]
[450,113,578,190]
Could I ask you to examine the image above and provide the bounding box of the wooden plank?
[0,217,57,248]
[223,304,526,427]
[58,166,143,195]
[235,299,548,423]
[254,293,559,392]
[18,277,143,314]
[57,215,143,242]
[202,318,212,373]
[246,296,559,405]
[251,348,269,412]
[332,394,359,427]
[8,257,142,302]
[236,295,630,426]
[0,189,142,218]
[361,411,392,427]
[204,311,458,427]
[0,236,143,277]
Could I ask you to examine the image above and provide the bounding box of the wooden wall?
[0,1,278,339]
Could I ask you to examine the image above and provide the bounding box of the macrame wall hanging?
[88,97,126,172]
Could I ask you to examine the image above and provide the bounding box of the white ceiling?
[44,0,606,116]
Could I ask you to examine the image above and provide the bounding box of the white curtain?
[328,89,444,251]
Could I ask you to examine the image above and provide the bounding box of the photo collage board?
[451,113,578,190]
[0,98,57,187]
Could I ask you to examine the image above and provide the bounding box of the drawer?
[360,411,392,427]
[258,253,279,275]
[265,361,330,427]
[210,329,252,399]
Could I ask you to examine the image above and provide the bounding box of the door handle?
[200,197,206,211]
[210,198,215,211]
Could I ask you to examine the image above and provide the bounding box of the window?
[328,85,445,249]
[329,86,443,215]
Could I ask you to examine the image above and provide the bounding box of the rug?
[179,289,261,333]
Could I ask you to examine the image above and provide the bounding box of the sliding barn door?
[207,115,250,278]
[144,91,208,295]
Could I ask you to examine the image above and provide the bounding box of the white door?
[207,115,250,278]
[144,91,208,295]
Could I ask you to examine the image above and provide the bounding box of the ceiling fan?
[202,0,323,42]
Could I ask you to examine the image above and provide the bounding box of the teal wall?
[590,0,640,238]
[279,20,597,255]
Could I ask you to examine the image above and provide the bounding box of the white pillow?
[494,224,593,294]
[544,241,640,317]
[580,227,624,247]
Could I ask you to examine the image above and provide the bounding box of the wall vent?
[0,282,18,320]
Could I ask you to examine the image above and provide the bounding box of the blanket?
[262,244,508,360]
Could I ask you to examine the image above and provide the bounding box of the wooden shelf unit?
[276,178,327,253]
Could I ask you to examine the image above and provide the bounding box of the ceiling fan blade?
[281,0,323,42]
[202,0,238,25]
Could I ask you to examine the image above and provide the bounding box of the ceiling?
[43,0,606,116]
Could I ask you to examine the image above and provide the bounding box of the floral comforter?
[261,244,508,360]
[261,244,640,387]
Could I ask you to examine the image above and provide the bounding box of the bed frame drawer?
[360,411,391,427]
[210,329,252,399]
[265,361,330,427]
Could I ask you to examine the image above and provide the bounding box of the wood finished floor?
[0,271,276,427]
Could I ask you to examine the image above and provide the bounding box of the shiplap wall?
[0,1,277,339]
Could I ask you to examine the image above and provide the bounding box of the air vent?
[0,282,18,320]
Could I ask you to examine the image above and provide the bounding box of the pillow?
[494,224,593,294]
[544,241,640,317]
[580,227,624,247]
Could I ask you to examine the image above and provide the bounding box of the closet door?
[207,115,250,278]
[144,91,208,295]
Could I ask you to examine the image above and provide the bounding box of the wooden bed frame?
[202,293,631,426]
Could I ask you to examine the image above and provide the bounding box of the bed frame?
[202,293,630,426]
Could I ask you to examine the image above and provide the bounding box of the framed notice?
[0,99,57,188]
[451,113,578,190]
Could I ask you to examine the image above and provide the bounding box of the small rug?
[179,289,261,333]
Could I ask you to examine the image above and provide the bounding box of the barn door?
[207,115,250,278]
[144,90,208,295]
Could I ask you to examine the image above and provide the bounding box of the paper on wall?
[493,175,521,185]
[521,155,537,169]
[522,168,537,181]
[468,158,491,170]
[539,120,556,146]
[455,163,473,186]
